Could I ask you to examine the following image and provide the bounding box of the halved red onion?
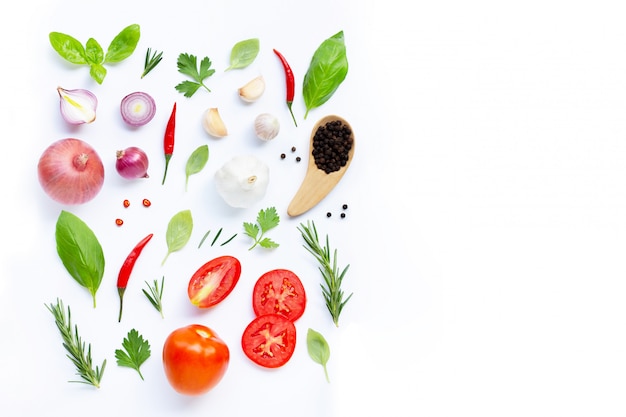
[120,91,156,126]
[57,87,98,125]
[116,146,150,179]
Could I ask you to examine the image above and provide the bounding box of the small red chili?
[115,219,124,226]
[117,233,154,322]
[142,198,151,207]
[123,199,130,208]
[161,102,177,185]
[273,49,297,127]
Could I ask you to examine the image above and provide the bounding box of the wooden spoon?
[287,115,355,217]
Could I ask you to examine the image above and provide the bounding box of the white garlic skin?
[254,113,280,141]
[214,155,270,208]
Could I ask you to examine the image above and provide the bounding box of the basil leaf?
[302,31,349,119]
[306,328,331,382]
[85,38,104,65]
[225,38,259,71]
[89,64,107,85]
[104,24,140,63]
[185,145,209,191]
[49,32,87,65]
[162,209,193,265]
[55,211,105,308]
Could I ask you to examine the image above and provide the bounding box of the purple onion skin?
[116,147,150,179]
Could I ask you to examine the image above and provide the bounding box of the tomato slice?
[188,255,241,308]
[241,314,297,368]
[252,269,306,321]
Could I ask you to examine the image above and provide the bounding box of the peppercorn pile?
[311,120,353,174]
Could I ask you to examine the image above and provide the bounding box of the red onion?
[37,138,105,205]
[116,146,150,179]
[57,87,98,125]
[120,91,156,126]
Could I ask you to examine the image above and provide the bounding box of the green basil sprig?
[162,209,193,265]
[185,145,209,191]
[55,210,105,307]
[225,38,260,71]
[49,24,140,84]
[307,328,331,382]
[302,30,349,119]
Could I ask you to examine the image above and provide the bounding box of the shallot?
[57,87,97,125]
[116,147,150,179]
[120,91,156,126]
[37,138,105,205]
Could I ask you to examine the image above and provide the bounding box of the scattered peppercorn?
[115,219,124,226]
[280,153,286,159]
[342,204,348,210]
[123,199,130,208]
[312,120,354,174]
[291,146,296,152]
[142,199,151,207]
[326,212,332,218]
[340,213,346,219]
[296,156,301,162]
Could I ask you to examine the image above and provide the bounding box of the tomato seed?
[142,199,151,207]
[123,199,130,208]
[115,218,124,226]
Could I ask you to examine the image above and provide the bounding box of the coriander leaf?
[162,209,193,265]
[115,329,151,380]
[49,32,87,64]
[55,210,105,308]
[257,206,280,232]
[185,145,209,191]
[244,207,280,250]
[258,238,279,249]
[85,38,104,65]
[104,23,140,63]
[243,222,260,240]
[307,328,331,382]
[225,38,260,71]
[175,53,215,97]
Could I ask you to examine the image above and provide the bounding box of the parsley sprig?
[115,329,151,380]
[175,53,215,97]
[243,207,280,250]
[298,221,352,327]
[45,298,106,387]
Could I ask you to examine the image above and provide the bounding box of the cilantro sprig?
[243,207,280,250]
[175,53,215,97]
[115,329,151,380]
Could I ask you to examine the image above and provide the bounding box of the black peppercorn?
[340,213,346,218]
[342,204,348,210]
[311,120,353,174]
[296,156,301,162]
[326,212,332,218]
[280,153,286,159]
[291,146,296,152]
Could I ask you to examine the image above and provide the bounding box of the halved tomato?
[252,269,306,321]
[241,313,297,368]
[188,255,241,308]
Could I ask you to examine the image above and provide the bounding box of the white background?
[2,0,626,416]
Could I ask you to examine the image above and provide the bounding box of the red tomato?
[241,313,297,368]
[252,269,306,321]
[188,255,241,308]
[162,324,230,395]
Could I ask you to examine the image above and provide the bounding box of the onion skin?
[115,147,149,179]
[37,138,105,205]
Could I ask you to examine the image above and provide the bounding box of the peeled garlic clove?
[254,113,280,141]
[238,76,265,102]
[202,107,228,138]
[57,86,97,125]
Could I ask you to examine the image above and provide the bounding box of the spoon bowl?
[287,115,355,217]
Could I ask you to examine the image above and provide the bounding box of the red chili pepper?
[273,49,297,127]
[117,233,154,322]
[161,102,177,185]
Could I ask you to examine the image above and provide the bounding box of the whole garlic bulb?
[254,113,280,141]
[214,155,270,208]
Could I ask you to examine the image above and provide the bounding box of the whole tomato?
[162,324,230,395]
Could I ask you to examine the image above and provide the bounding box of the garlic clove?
[57,86,97,125]
[254,113,280,141]
[202,107,228,138]
[238,76,265,102]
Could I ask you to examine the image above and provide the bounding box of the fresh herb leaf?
[55,210,105,308]
[225,38,260,71]
[142,48,163,78]
[115,329,151,380]
[298,220,352,326]
[220,233,238,246]
[162,209,193,265]
[198,230,211,248]
[307,328,331,382]
[175,53,215,97]
[46,298,106,387]
[185,144,209,191]
[49,32,87,64]
[243,207,280,250]
[143,277,165,318]
[211,227,223,246]
[303,30,349,119]
[104,24,141,63]
[85,38,104,65]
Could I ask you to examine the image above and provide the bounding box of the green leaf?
[115,329,151,380]
[55,211,105,308]
[307,328,331,382]
[185,145,209,191]
[303,31,349,119]
[49,32,87,64]
[89,64,107,84]
[104,23,140,63]
[243,207,280,250]
[243,222,260,239]
[175,53,215,97]
[257,206,280,232]
[258,238,279,249]
[225,38,259,71]
[84,38,103,65]
[162,209,193,265]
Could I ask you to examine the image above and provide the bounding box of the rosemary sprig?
[143,276,165,318]
[298,221,352,327]
[141,48,163,78]
[45,298,106,387]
